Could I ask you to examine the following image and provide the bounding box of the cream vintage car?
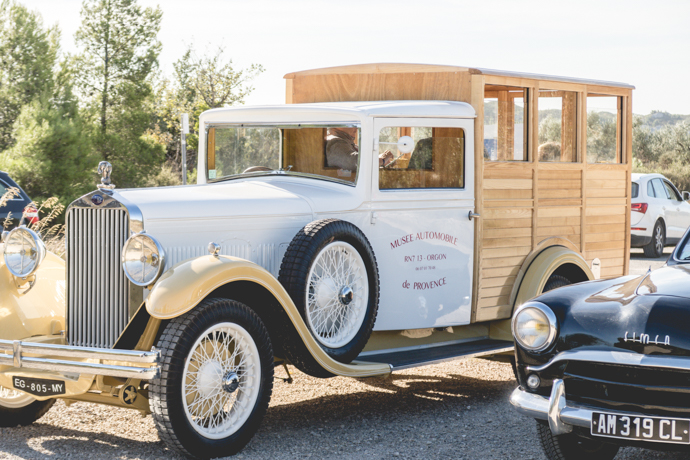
[0,64,634,459]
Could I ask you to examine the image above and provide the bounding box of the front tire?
[536,421,619,460]
[0,386,54,427]
[643,221,665,258]
[150,298,274,459]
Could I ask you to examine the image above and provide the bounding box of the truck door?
[368,117,476,331]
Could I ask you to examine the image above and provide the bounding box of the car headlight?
[122,232,165,287]
[3,226,46,278]
[512,302,558,352]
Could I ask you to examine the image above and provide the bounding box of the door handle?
[468,211,480,221]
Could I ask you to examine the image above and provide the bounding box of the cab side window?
[378,126,464,190]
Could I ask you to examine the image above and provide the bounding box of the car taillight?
[631,203,648,214]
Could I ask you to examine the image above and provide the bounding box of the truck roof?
[284,63,635,90]
[200,100,476,124]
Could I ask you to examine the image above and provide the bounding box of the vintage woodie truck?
[0,63,632,459]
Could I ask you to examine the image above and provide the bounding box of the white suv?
[631,173,690,257]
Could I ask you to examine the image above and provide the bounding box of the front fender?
[146,255,391,378]
[0,250,65,341]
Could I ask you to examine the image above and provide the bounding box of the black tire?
[536,420,619,460]
[279,219,379,365]
[543,274,572,293]
[150,298,274,459]
[0,389,54,427]
[643,220,665,258]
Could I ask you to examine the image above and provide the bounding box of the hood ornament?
[97,161,115,190]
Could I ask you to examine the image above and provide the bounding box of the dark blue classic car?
[0,171,36,227]
[511,234,690,459]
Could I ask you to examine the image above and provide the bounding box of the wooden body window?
[378,126,464,189]
[587,95,622,163]
[538,90,578,162]
[483,86,528,161]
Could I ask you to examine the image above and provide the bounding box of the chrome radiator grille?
[66,207,130,348]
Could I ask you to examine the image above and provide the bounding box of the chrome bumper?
[0,339,160,380]
[510,379,594,435]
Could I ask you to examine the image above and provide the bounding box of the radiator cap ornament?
[97,161,115,190]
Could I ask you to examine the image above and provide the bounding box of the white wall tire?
[0,385,54,427]
[279,219,379,370]
[150,298,274,459]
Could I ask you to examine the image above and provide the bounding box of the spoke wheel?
[150,298,273,459]
[182,322,262,440]
[279,219,379,371]
[306,241,369,348]
[0,385,54,427]
[0,385,34,409]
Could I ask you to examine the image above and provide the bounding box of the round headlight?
[122,232,165,287]
[512,302,557,352]
[3,226,46,278]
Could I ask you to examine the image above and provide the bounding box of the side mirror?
[683,191,689,201]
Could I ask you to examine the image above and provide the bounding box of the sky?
[22,0,690,115]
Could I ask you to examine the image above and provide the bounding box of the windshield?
[206,125,361,185]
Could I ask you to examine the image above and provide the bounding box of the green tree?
[75,0,165,187]
[0,0,58,151]
[1,62,96,207]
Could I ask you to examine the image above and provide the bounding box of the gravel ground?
[1,248,686,460]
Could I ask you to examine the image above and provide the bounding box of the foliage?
[586,111,617,163]
[0,0,58,151]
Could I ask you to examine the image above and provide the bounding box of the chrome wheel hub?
[339,285,354,305]
[222,372,240,394]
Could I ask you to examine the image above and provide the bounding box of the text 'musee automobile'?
[511,230,690,459]
[0,63,634,459]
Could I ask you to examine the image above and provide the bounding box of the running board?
[356,338,513,370]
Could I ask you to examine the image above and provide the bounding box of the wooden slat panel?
[482,246,531,258]
[587,214,626,224]
[587,197,628,206]
[585,248,626,259]
[482,256,527,268]
[585,223,626,234]
[539,170,581,180]
[484,218,533,229]
[484,227,532,239]
[587,170,626,180]
[484,179,532,190]
[482,265,522,278]
[482,276,517,288]
[538,216,581,226]
[585,187,627,198]
[477,296,510,309]
[601,265,625,277]
[539,180,582,189]
[484,189,533,199]
[539,199,582,207]
[484,208,532,219]
[479,284,513,299]
[584,232,625,243]
[586,240,625,251]
[585,206,626,216]
[475,305,513,321]
[537,189,581,199]
[537,226,581,236]
[483,237,532,249]
[537,162,583,170]
[538,234,581,243]
[484,200,535,208]
[538,207,581,218]
[586,179,626,189]
[484,169,532,179]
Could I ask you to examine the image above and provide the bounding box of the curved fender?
[0,250,65,341]
[146,255,391,378]
[511,245,594,308]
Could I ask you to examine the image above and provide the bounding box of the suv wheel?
[643,221,665,258]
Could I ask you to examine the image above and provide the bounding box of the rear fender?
[146,255,390,378]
